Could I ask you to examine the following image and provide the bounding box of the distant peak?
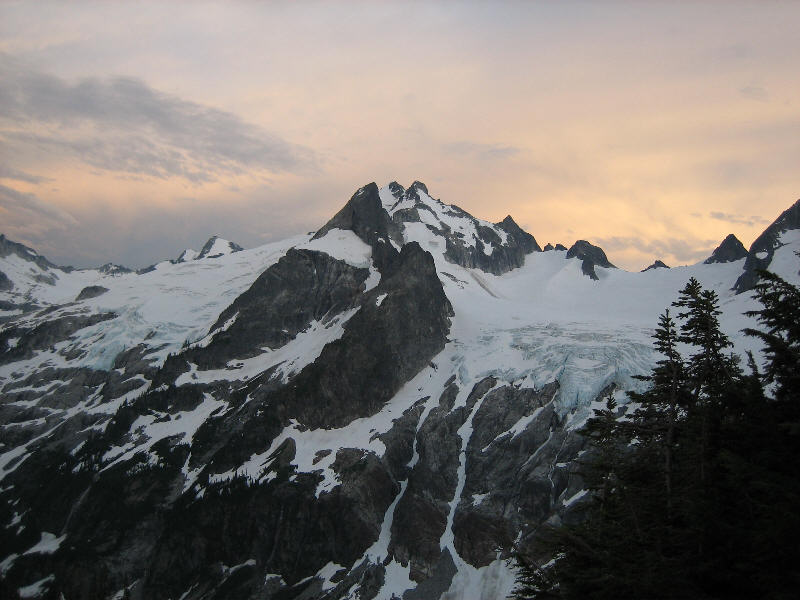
[409,181,428,195]
[387,181,405,200]
[735,197,800,293]
[642,259,670,272]
[313,183,402,248]
[499,215,517,227]
[0,233,61,271]
[196,236,244,260]
[566,240,615,269]
[173,248,198,263]
[704,233,747,264]
[98,262,132,275]
[496,215,541,252]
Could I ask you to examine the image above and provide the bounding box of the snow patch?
[562,489,588,507]
[441,558,517,600]
[176,307,360,387]
[299,228,372,268]
[19,575,55,599]
[24,531,66,555]
[373,559,417,599]
[316,561,345,592]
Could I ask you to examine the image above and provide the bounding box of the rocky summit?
[704,233,747,265]
[1,182,799,600]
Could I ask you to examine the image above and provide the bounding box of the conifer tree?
[744,268,800,405]
[511,274,799,600]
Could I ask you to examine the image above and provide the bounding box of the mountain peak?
[387,181,405,200]
[735,198,800,293]
[566,240,615,280]
[566,240,615,268]
[704,233,747,264]
[409,180,428,195]
[313,182,402,248]
[0,233,59,271]
[196,236,244,259]
[173,248,198,263]
[496,215,542,253]
[642,259,670,272]
[97,262,132,275]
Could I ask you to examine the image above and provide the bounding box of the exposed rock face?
[0,239,456,600]
[174,248,370,370]
[735,199,800,293]
[247,241,453,430]
[0,269,12,291]
[314,183,403,248]
[554,243,568,251]
[383,181,540,276]
[455,382,577,566]
[581,259,599,280]
[567,240,614,280]
[566,240,614,268]
[1,311,117,365]
[0,234,61,271]
[442,214,541,276]
[642,259,670,272]
[172,248,198,263]
[76,285,109,301]
[704,234,747,264]
[497,216,542,254]
[196,236,244,259]
[97,263,133,275]
[543,243,554,251]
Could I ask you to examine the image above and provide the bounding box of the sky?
[1,1,798,271]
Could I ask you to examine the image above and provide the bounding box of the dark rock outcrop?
[313,183,403,248]
[581,259,599,280]
[0,234,61,271]
[735,199,800,293]
[454,382,573,567]
[704,234,747,264]
[267,241,453,429]
[1,312,117,365]
[384,182,540,276]
[543,243,554,251]
[497,216,542,253]
[566,240,614,268]
[0,269,12,291]
[196,236,244,259]
[0,238,457,600]
[554,243,568,251]
[642,260,670,272]
[174,249,370,371]
[76,285,109,301]
[98,263,132,276]
[567,240,614,280]
[443,214,540,276]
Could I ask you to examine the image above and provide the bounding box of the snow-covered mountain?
[1,183,798,600]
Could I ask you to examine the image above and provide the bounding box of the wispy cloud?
[739,85,769,102]
[0,54,316,182]
[709,211,769,227]
[0,183,78,249]
[0,164,51,184]
[595,235,719,264]
[443,141,521,161]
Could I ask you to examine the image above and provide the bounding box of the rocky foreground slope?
[1,183,799,600]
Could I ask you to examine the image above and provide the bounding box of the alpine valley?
[1,182,799,600]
